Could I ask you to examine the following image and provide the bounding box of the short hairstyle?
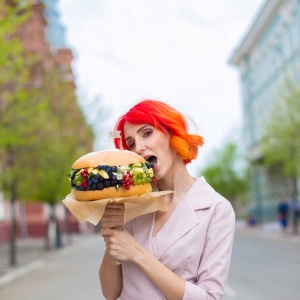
[114,99,204,164]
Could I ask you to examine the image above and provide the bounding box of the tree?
[0,1,95,264]
[0,1,50,265]
[17,64,95,249]
[200,142,248,212]
[262,78,300,233]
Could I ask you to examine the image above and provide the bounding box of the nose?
[135,140,146,154]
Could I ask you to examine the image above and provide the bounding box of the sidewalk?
[235,220,300,245]
[0,233,92,288]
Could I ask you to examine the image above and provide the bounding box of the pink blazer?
[120,177,235,300]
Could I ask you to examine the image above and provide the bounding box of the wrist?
[129,243,149,265]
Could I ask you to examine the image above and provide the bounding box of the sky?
[57,0,265,175]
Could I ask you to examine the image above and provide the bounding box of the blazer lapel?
[152,177,214,260]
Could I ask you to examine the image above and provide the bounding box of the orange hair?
[114,100,204,164]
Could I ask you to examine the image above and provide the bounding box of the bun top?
[72,149,146,169]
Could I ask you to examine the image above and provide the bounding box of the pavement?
[235,220,300,245]
[0,221,299,288]
[0,233,92,288]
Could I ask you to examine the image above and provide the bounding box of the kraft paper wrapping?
[62,190,173,225]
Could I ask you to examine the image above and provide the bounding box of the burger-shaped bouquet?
[68,149,157,201]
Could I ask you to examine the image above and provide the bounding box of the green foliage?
[0,4,95,204]
[262,78,300,179]
[16,66,95,203]
[200,142,248,204]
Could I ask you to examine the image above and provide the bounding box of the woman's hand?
[101,203,125,228]
[101,227,141,263]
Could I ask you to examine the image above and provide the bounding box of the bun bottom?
[73,183,153,201]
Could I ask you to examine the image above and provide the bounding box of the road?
[0,231,299,299]
[224,231,300,300]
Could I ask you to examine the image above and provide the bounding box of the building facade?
[230,0,300,222]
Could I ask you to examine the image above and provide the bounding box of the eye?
[128,140,135,149]
[143,129,153,137]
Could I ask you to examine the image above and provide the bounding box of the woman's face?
[123,122,177,180]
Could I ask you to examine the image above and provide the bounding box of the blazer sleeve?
[183,198,235,300]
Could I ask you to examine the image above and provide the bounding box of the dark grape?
[92,177,99,184]
[97,183,104,190]
[110,179,118,186]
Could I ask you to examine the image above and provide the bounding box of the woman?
[99,100,235,300]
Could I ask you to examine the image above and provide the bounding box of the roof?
[229,0,282,66]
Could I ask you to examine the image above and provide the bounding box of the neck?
[157,157,195,201]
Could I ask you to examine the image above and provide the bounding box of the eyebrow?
[125,125,149,142]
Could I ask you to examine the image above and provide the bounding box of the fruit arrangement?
[68,162,156,192]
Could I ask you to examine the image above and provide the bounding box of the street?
[0,231,299,299]
[224,231,300,300]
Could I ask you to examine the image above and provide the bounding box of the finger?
[102,214,124,222]
[101,218,124,227]
[102,223,124,229]
[106,203,124,210]
[103,236,111,244]
[101,227,114,236]
[103,208,125,216]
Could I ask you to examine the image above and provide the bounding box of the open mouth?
[147,156,157,164]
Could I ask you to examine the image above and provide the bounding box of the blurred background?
[0,0,299,299]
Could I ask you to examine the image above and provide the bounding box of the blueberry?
[92,177,99,184]
[106,166,112,173]
[88,179,93,186]
[97,183,104,190]
[110,179,118,186]
[92,184,97,190]
[104,180,110,187]
[111,166,117,172]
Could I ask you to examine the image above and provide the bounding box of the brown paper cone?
[62,190,173,225]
